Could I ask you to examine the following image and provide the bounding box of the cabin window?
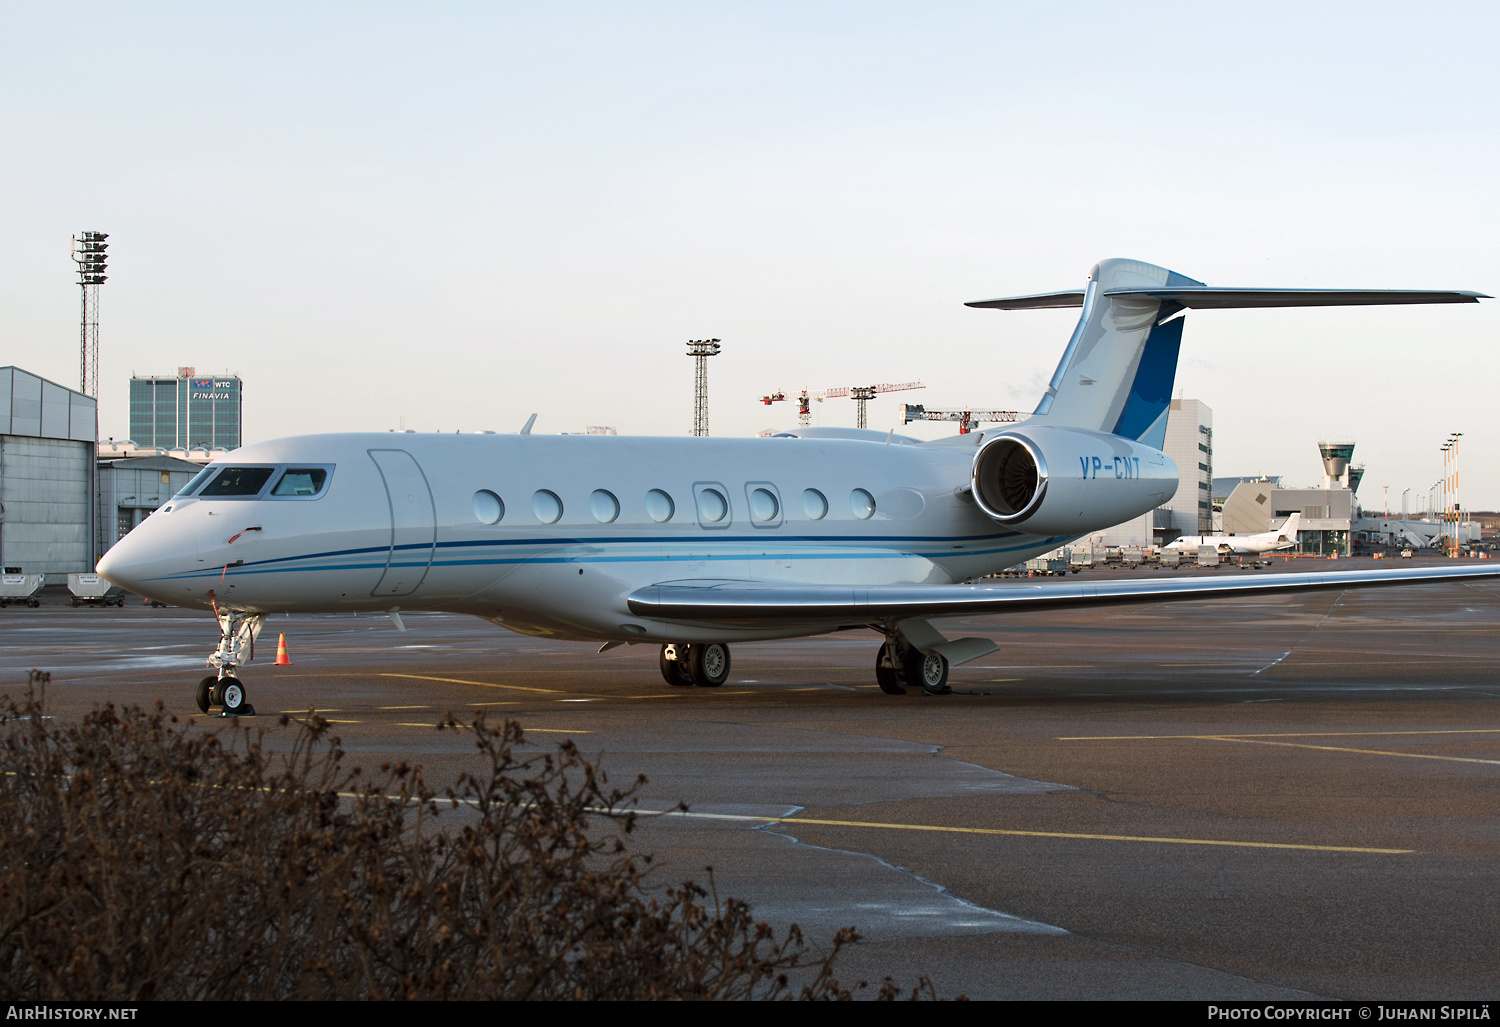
[532,490,563,524]
[696,488,727,523]
[272,468,329,497]
[473,490,504,524]
[850,488,876,520]
[199,467,275,497]
[590,489,620,524]
[646,489,675,523]
[745,484,782,528]
[750,488,777,521]
[802,488,828,520]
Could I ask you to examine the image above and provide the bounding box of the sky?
[3,2,1496,510]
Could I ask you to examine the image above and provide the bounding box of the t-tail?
[967,258,1488,447]
[1276,512,1302,546]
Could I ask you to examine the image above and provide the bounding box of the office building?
[128,367,242,450]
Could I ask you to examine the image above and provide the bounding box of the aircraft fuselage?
[102,431,1090,643]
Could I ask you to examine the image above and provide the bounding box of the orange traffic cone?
[275,632,292,666]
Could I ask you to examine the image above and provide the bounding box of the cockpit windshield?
[199,467,276,497]
[173,466,217,498]
[271,468,329,497]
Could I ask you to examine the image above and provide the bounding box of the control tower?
[1319,440,1356,489]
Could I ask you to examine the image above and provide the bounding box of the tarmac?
[3,559,1499,1000]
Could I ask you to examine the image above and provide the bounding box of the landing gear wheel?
[659,645,694,687]
[219,676,248,714]
[875,644,908,695]
[196,675,216,714]
[690,643,730,687]
[906,650,951,695]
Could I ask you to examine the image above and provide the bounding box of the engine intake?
[972,435,1047,523]
[970,427,1177,537]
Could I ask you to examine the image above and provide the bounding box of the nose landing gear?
[196,609,263,716]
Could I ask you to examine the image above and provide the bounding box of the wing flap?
[627,566,1500,627]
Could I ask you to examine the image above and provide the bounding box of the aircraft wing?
[627,565,1500,629]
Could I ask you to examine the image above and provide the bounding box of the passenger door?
[369,449,436,597]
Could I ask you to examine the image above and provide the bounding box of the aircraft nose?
[96,532,153,596]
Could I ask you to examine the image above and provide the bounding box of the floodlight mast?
[71,231,109,397]
[686,338,721,437]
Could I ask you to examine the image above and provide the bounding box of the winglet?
[519,413,537,435]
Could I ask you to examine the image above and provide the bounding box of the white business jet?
[97,259,1492,715]
[1166,513,1303,556]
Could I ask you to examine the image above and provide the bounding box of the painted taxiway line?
[379,672,561,694]
[1060,729,1500,740]
[1211,737,1500,766]
[1059,728,1500,767]
[360,795,1411,855]
[639,809,1412,855]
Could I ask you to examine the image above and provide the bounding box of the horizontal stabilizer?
[965,290,1086,310]
[967,287,1488,310]
[1101,287,1489,308]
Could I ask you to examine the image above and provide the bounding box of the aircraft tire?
[906,650,951,695]
[219,676,247,714]
[690,643,730,687]
[195,675,216,714]
[659,646,694,687]
[875,644,909,695]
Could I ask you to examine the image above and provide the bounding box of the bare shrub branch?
[0,692,942,1000]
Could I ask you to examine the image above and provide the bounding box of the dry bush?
[0,685,922,1001]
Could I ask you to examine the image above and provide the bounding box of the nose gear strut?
[197,607,264,716]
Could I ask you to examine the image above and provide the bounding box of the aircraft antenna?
[71,231,109,396]
[686,339,721,436]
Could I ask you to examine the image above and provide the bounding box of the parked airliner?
[1165,513,1303,556]
[96,258,1493,715]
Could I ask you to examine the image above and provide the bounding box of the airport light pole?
[1449,433,1463,553]
[71,231,108,397]
[1442,442,1451,551]
[686,339,721,437]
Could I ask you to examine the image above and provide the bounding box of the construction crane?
[900,404,1022,434]
[762,382,924,429]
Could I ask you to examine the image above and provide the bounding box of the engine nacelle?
[971,426,1178,536]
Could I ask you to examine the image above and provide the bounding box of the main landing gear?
[196,608,263,716]
[874,637,951,696]
[659,642,731,688]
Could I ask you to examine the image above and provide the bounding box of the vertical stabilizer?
[1030,258,1198,446]
[967,260,1485,445]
